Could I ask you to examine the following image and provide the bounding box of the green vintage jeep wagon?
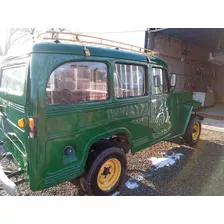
[0,32,203,196]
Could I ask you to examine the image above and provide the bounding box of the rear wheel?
[184,116,201,146]
[80,147,127,196]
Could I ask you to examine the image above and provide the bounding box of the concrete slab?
[202,118,224,133]
[198,103,224,119]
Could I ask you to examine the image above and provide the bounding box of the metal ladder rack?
[36,31,158,58]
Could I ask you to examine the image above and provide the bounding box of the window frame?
[0,64,27,97]
[113,61,147,100]
[151,66,170,95]
[0,61,29,106]
[45,60,110,106]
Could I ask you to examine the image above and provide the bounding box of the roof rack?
[36,31,158,59]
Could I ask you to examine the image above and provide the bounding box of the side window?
[114,63,145,98]
[151,68,169,94]
[0,66,26,96]
[46,62,108,105]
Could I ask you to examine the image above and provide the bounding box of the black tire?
[184,116,201,146]
[79,176,87,193]
[80,147,127,196]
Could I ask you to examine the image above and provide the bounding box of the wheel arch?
[178,101,203,136]
[81,127,133,168]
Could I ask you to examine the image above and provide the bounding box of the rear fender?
[82,127,133,166]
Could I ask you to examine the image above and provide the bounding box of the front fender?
[178,100,202,136]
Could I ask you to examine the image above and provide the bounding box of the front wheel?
[80,147,127,196]
[184,116,202,146]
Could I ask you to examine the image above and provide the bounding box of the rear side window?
[114,63,145,98]
[0,66,26,96]
[46,62,108,105]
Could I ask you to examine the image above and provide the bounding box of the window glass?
[114,63,145,98]
[0,66,26,96]
[46,62,108,105]
[151,68,169,94]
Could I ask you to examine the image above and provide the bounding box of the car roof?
[1,42,168,68]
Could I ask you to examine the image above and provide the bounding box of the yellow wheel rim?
[97,158,121,191]
[192,122,200,141]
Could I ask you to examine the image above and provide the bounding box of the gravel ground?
[1,124,224,196]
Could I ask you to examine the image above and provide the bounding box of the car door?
[0,61,29,169]
[150,66,172,142]
[113,62,150,150]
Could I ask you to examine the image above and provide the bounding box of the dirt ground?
[1,119,224,196]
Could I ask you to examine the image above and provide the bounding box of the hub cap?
[192,122,200,141]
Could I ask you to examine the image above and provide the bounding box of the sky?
[67,24,147,47]
[0,28,146,57]
[0,0,222,56]
[76,30,146,48]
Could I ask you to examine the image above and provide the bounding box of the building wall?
[214,68,224,103]
[150,33,218,95]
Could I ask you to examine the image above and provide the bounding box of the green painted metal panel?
[0,42,201,191]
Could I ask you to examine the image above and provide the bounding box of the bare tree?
[0,28,44,58]
[0,28,28,57]
[24,28,36,35]
[0,28,80,58]
[47,28,66,39]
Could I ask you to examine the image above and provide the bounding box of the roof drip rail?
[36,31,158,58]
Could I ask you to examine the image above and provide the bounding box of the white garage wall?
[151,34,217,94]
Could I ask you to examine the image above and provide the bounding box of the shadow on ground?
[119,139,224,196]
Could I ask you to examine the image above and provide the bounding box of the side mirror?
[153,75,161,87]
[170,73,177,87]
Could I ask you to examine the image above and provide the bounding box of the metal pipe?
[147,28,169,33]
[136,66,140,95]
[0,152,7,161]
[0,165,17,196]
[130,65,134,96]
